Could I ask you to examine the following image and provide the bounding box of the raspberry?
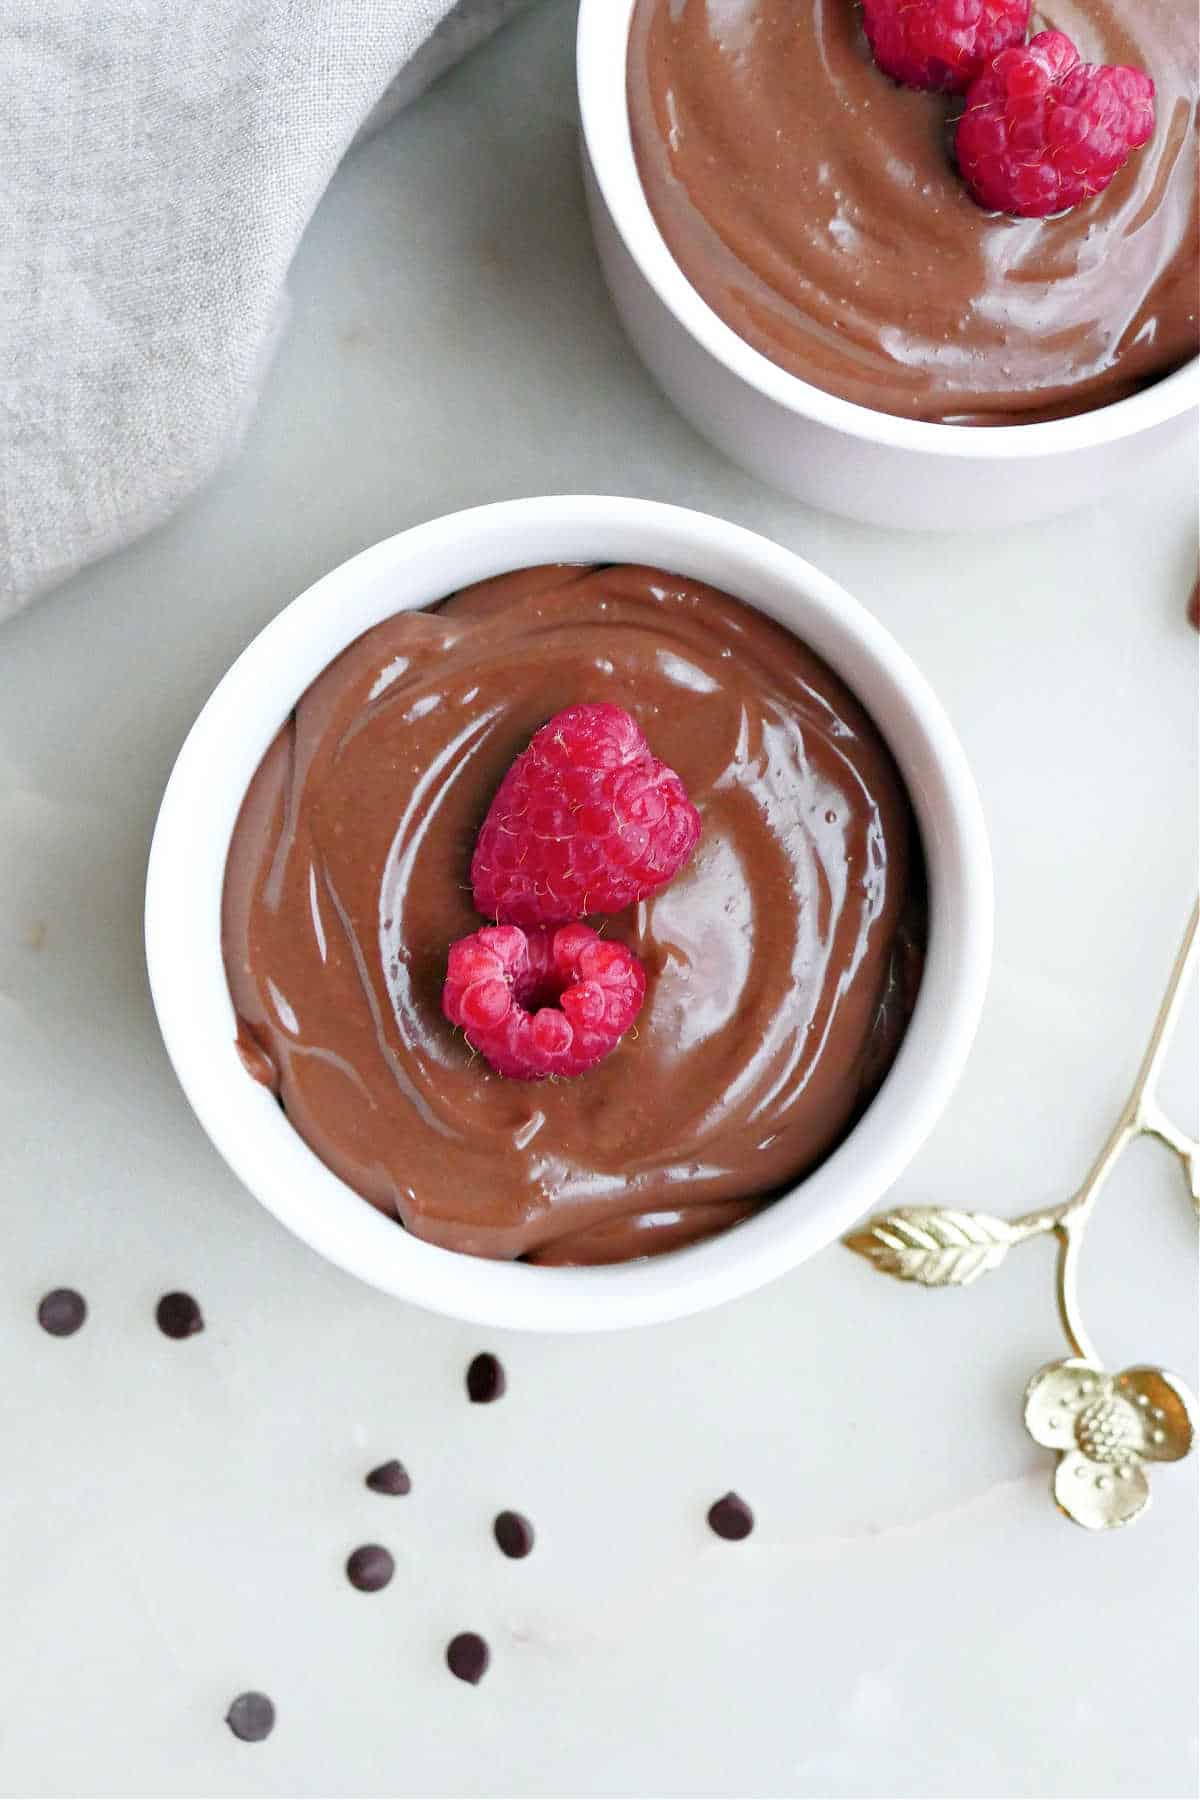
[861,0,1029,94]
[442,922,646,1080]
[956,31,1155,218]
[470,705,701,927]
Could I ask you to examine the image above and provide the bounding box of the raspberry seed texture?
[471,704,701,927]
[442,923,647,1081]
[956,30,1156,218]
[862,0,1030,95]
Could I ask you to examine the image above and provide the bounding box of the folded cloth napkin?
[0,0,531,619]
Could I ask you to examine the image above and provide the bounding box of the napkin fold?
[0,0,531,619]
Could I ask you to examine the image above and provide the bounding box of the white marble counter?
[0,4,1196,1795]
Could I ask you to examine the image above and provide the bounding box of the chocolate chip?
[493,1510,534,1559]
[446,1632,490,1684]
[365,1459,411,1496]
[346,1544,394,1592]
[37,1288,87,1337]
[225,1692,275,1742]
[466,1352,505,1403]
[707,1492,754,1540]
[1189,578,1199,631]
[156,1291,204,1339]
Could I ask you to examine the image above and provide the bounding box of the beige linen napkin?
[0,0,530,618]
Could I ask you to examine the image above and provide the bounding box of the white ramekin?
[577,0,1199,532]
[145,496,993,1331]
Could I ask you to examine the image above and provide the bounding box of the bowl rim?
[145,495,993,1331]
[576,0,1200,461]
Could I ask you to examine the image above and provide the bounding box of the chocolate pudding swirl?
[223,566,921,1265]
[628,0,1198,423]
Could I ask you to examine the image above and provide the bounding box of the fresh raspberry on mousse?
[861,0,1030,95]
[470,703,701,928]
[956,30,1156,218]
[442,923,647,1081]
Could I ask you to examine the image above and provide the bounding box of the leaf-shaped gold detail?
[844,1207,1020,1287]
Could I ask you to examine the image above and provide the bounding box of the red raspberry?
[442,923,646,1080]
[861,0,1029,94]
[956,31,1155,218]
[471,704,701,928]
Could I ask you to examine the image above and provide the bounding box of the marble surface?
[1,4,1197,1795]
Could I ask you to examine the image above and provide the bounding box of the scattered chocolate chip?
[365,1459,411,1496]
[37,1288,87,1337]
[493,1510,534,1559]
[466,1352,505,1403]
[225,1691,275,1742]
[156,1291,204,1339]
[1189,578,1199,631]
[446,1632,490,1684]
[346,1544,395,1592]
[707,1491,754,1541]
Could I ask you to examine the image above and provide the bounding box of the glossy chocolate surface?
[628,0,1198,423]
[222,565,921,1263]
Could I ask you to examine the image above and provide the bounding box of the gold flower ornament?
[1024,1360,1195,1529]
[847,901,1200,1530]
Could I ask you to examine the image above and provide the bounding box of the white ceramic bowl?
[577,0,1199,532]
[145,496,992,1330]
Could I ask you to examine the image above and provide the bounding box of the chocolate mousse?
[222,565,922,1264]
[627,0,1198,423]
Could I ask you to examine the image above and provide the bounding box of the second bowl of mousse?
[146,497,992,1330]
[578,0,1199,529]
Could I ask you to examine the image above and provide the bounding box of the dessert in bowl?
[222,565,922,1265]
[146,497,992,1329]
[577,0,1199,528]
